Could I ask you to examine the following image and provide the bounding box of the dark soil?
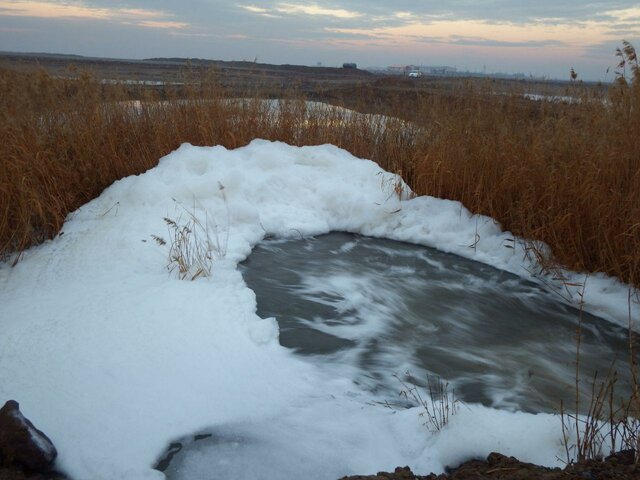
[0,467,66,480]
[341,451,640,480]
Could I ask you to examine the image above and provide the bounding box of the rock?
[487,452,508,465]
[391,466,418,478]
[0,400,57,472]
[0,465,66,479]
[339,450,640,480]
[339,466,432,480]
[605,449,636,465]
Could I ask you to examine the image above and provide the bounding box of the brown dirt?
[341,451,640,480]
[0,467,66,480]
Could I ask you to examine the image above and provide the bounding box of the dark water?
[240,232,633,413]
[158,232,635,478]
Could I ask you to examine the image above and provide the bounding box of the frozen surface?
[0,140,637,479]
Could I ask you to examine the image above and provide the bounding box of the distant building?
[342,63,357,69]
[386,64,457,76]
[387,65,407,74]
[419,66,457,75]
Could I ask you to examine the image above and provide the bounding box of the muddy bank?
[341,451,639,480]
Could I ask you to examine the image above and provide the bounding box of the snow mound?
[0,140,636,479]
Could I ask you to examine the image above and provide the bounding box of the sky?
[0,1,639,80]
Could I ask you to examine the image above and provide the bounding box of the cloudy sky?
[1,1,639,80]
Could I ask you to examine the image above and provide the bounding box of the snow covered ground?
[523,93,577,103]
[0,140,637,479]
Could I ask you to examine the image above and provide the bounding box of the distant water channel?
[159,232,634,478]
[241,232,633,413]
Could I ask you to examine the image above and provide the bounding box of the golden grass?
[1,48,639,288]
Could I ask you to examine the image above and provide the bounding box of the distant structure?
[422,66,457,75]
[342,62,357,69]
[387,64,413,75]
[381,63,535,80]
[386,64,457,76]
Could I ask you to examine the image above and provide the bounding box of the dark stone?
[0,465,67,479]
[390,466,416,478]
[340,449,640,480]
[155,442,183,472]
[0,401,57,473]
[605,449,636,465]
[487,452,508,465]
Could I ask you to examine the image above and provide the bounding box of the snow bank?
[0,140,636,479]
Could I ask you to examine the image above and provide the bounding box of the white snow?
[0,140,636,479]
[523,93,577,103]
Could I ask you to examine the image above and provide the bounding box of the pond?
[241,232,632,412]
[159,232,634,478]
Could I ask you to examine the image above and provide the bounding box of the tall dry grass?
[0,68,408,260]
[408,67,640,286]
[327,49,640,287]
[1,45,639,290]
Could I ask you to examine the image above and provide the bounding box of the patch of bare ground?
[341,451,640,480]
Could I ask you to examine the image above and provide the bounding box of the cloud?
[447,35,567,48]
[394,12,412,20]
[604,6,640,22]
[2,0,638,80]
[241,5,269,14]
[367,1,638,22]
[137,20,188,29]
[239,5,280,18]
[327,15,622,50]
[241,2,362,19]
[0,0,188,29]
[0,0,112,19]
[275,3,362,19]
[168,31,249,40]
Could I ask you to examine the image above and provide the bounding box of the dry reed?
[1,44,639,290]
